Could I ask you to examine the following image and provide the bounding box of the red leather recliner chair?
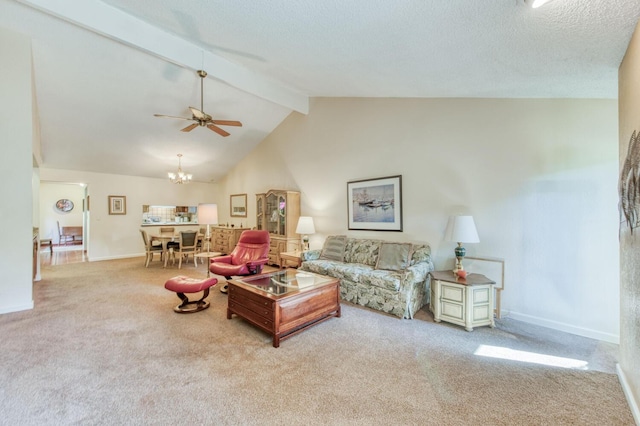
[209,230,270,293]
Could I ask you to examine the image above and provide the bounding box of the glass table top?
[236,269,332,295]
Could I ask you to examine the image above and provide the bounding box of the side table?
[194,251,222,277]
[279,251,302,269]
[429,271,495,331]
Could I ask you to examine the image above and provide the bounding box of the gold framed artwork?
[108,195,126,215]
[230,193,247,217]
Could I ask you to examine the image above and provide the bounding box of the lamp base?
[453,257,465,274]
[453,243,466,274]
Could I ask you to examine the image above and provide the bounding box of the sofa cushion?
[410,244,432,266]
[344,239,381,266]
[320,235,347,261]
[376,242,412,272]
[360,269,403,291]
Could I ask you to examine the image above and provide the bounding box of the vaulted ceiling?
[2,0,639,182]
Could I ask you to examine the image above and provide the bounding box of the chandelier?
[168,154,192,184]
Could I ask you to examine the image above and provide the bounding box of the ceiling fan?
[154,70,242,137]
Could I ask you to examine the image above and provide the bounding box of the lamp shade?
[197,203,218,225]
[295,216,316,235]
[444,215,479,243]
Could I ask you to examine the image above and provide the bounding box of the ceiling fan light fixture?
[168,154,192,184]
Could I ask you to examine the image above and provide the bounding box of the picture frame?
[230,193,247,217]
[108,195,126,215]
[347,175,402,231]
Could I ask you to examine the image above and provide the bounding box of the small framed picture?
[108,195,126,215]
[230,193,248,218]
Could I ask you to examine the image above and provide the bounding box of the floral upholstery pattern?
[300,238,434,319]
[344,239,381,266]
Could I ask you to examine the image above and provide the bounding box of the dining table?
[150,231,179,268]
[150,231,205,268]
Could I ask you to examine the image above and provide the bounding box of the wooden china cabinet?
[256,190,301,265]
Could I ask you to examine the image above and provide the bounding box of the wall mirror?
[230,194,247,217]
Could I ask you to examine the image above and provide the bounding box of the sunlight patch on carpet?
[474,344,589,369]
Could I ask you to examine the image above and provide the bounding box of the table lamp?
[295,216,315,251]
[444,215,479,274]
[197,203,218,253]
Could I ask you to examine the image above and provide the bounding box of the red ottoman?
[164,275,218,313]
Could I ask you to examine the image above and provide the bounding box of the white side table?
[430,271,495,331]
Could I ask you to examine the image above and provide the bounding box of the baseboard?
[506,311,619,344]
[0,300,34,314]
[617,364,640,425]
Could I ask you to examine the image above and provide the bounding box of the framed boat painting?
[347,175,402,231]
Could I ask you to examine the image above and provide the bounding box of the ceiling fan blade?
[180,123,199,132]
[189,107,206,119]
[211,120,243,127]
[154,114,192,121]
[207,124,231,137]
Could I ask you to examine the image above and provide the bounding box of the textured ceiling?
[2,0,639,182]
[98,0,640,98]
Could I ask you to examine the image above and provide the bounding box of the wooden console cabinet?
[430,271,495,331]
[210,226,249,254]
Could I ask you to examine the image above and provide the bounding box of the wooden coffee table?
[227,269,340,347]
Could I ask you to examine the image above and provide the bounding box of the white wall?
[618,20,640,423]
[0,27,34,314]
[40,169,220,261]
[221,97,620,343]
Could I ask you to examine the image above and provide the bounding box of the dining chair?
[160,227,180,253]
[175,231,199,269]
[140,229,164,267]
[57,221,74,246]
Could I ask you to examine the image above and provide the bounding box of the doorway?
[39,181,88,265]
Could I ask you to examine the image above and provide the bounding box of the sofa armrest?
[301,250,321,261]
[402,261,433,288]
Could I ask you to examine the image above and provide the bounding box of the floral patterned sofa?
[299,236,434,319]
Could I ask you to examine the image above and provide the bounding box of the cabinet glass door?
[256,197,263,230]
[266,193,279,234]
[278,195,286,235]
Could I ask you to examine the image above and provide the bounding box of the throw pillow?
[320,235,347,261]
[375,242,412,272]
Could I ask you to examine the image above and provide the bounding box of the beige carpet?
[0,257,634,425]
